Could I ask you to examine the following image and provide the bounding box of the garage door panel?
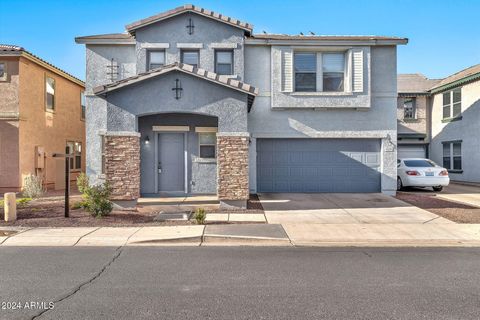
[257,138,381,193]
[397,145,426,159]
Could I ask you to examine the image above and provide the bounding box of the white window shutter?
[352,50,364,93]
[282,49,293,92]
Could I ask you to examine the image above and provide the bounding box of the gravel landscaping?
[396,191,480,223]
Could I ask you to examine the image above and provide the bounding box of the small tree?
[194,208,206,225]
[22,174,45,199]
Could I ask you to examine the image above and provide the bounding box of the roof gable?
[431,64,480,93]
[126,4,252,35]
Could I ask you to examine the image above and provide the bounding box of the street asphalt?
[0,247,479,320]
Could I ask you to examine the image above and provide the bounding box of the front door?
[158,133,185,192]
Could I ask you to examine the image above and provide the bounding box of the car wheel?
[433,186,443,192]
[397,177,403,191]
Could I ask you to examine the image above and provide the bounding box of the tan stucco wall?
[0,57,20,191]
[397,95,430,142]
[16,56,85,190]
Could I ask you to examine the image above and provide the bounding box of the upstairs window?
[322,53,345,92]
[81,92,86,120]
[0,62,6,81]
[45,76,55,111]
[294,52,316,92]
[147,50,165,70]
[442,88,461,119]
[215,50,233,75]
[181,50,199,68]
[403,98,416,119]
[198,132,216,158]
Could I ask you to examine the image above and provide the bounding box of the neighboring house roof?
[430,64,480,93]
[0,44,85,87]
[397,74,441,95]
[247,34,408,45]
[93,62,258,110]
[125,4,253,35]
[75,33,135,44]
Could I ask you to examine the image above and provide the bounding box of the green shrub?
[71,200,88,210]
[194,208,206,225]
[22,175,45,199]
[17,198,32,208]
[77,174,113,218]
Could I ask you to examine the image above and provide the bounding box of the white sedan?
[397,158,450,191]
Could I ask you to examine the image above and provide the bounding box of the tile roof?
[430,64,480,91]
[0,44,84,86]
[93,62,258,108]
[126,4,253,34]
[397,74,441,94]
[249,34,408,43]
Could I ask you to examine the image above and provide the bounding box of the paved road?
[1,247,479,320]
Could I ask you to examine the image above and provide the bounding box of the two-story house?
[397,74,440,158]
[429,64,480,183]
[75,4,407,208]
[0,45,85,193]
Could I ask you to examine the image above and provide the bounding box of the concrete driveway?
[259,193,452,224]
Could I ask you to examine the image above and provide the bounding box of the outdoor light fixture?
[144,136,150,144]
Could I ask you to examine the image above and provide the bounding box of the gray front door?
[257,138,381,193]
[158,133,185,192]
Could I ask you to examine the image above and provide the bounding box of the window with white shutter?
[352,50,364,93]
[282,49,293,92]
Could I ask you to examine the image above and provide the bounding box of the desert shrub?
[22,175,45,199]
[77,174,113,218]
[71,200,88,210]
[17,198,32,208]
[194,208,206,225]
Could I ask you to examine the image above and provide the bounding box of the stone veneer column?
[104,132,140,206]
[217,133,249,208]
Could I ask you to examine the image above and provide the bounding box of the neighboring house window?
[215,50,233,75]
[404,98,416,119]
[81,92,86,120]
[66,141,82,170]
[442,141,462,171]
[198,132,216,158]
[322,53,345,92]
[147,50,165,70]
[181,50,199,68]
[0,62,6,81]
[442,88,461,119]
[294,52,316,92]
[45,77,55,111]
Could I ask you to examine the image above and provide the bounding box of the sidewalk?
[1,223,480,247]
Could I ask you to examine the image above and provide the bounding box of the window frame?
[442,141,462,172]
[80,91,86,120]
[442,88,462,120]
[214,49,234,75]
[198,132,216,159]
[322,52,346,92]
[403,97,416,120]
[294,52,317,92]
[45,75,55,111]
[0,62,7,81]
[181,49,200,68]
[66,141,82,171]
[146,49,166,70]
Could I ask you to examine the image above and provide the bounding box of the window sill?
[217,74,238,79]
[447,169,463,174]
[193,157,217,164]
[289,91,354,97]
[403,118,419,123]
[441,116,462,123]
[45,109,55,114]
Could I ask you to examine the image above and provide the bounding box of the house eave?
[245,38,408,46]
[430,72,480,94]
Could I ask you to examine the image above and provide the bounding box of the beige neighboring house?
[397,74,440,158]
[0,45,85,193]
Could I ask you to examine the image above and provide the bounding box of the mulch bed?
[396,191,480,223]
[0,194,265,228]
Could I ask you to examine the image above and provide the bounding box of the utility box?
[35,146,45,169]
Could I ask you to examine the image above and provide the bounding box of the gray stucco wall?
[135,12,245,79]
[430,80,480,183]
[245,45,398,194]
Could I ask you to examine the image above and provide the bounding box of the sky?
[1,0,479,81]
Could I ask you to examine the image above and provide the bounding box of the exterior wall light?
[144,136,150,144]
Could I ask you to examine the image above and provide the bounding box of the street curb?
[128,236,203,245]
[202,235,291,246]
[292,240,480,247]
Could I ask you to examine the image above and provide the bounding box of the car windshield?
[404,159,437,167]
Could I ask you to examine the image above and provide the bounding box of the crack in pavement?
[30,246,124,320]
[423,216,441,224]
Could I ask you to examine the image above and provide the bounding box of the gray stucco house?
[75,4,407,208]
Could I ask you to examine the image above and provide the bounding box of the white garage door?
[397,145,426,159]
